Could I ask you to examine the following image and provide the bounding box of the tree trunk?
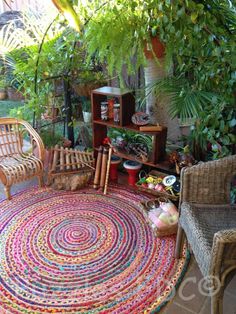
[63,78,74,147]
[144,58,181,141]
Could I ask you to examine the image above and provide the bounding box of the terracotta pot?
[144,36,165,59]
[0,89,7,100]
[42,107,60,121]
[7,87,24,101]
[72,82,105,98]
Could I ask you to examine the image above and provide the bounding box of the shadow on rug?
[0,185,189,313]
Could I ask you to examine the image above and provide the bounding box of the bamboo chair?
[0,118,45,200]
[175,155,236,314]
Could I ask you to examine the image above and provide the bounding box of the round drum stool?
[110,156,122,182]
[123,160,142,186]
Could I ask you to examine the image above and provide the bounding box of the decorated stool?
[123,160,142,186]
[110,155,122,182]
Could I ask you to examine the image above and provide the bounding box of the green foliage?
[83,1,149,82]
[2,6,106,121]
[82,99,91,112]
[82,0,236,159]
[107,127,153,152]
[9,104,33,122]
[1,0,235,160]
[7,24,79,118]
[0,77,7,89]
[150,77,224,121]
[83,1,235,108]
[0,100,22,117]
[231,185,236,204]
[189,106,236,160]
[39,128,64,149]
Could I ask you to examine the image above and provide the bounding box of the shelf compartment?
[91,87,135,127]
[94,119,167,134]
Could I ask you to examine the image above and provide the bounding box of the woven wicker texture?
[179,204,236,277]
[180,154,236,204]
[0,118,45,199]
[175,155,236,314]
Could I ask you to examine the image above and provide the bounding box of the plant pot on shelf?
[0,88,7,100]
[82,111,92,123]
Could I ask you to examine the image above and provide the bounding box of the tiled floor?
[161,257,236,314]
[0,178,235,314]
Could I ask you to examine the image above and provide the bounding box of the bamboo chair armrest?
[18,119,45,162]
[0,168,7,185]
[180,155,236,205]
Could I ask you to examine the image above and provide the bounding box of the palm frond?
[147,77,223,121]
[0,23,24,56]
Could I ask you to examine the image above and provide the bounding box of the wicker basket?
[139,199,178,237]
[136,170,179,202]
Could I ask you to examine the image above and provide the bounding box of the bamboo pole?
[93,146,103,189]
[51,144,59,171]
[75,152,81,169]
[70,149,77,170]
[65,148,70,170]
[99,147,108,189]
[103,146,112,195]
[60,146,64,171]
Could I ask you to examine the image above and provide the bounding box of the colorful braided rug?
[0,186,189,313]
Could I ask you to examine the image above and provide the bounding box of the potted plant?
[82,99,92,123]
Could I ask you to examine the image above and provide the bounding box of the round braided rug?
[0,186,189,313]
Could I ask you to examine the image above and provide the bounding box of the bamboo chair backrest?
[0,122,23,157]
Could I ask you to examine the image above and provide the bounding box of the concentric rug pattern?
[0,186,189,313]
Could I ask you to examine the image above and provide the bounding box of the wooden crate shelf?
[91,86,168,167]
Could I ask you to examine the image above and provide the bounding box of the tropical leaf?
[146,77,223,121]
[0,24,24,57]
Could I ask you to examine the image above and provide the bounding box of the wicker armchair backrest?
[180,155,236,205]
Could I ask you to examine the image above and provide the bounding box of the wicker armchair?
[175,155,236,314]
[0,118,45,200]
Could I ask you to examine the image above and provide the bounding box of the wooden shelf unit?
[91,86,168,167]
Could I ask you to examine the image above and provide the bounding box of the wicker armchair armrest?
[213,229,236,244]
[180,155,236,204]
[210,229,236,280]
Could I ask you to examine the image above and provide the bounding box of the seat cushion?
[179,203,236,276]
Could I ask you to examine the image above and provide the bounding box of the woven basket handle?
[139,170,147,180]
